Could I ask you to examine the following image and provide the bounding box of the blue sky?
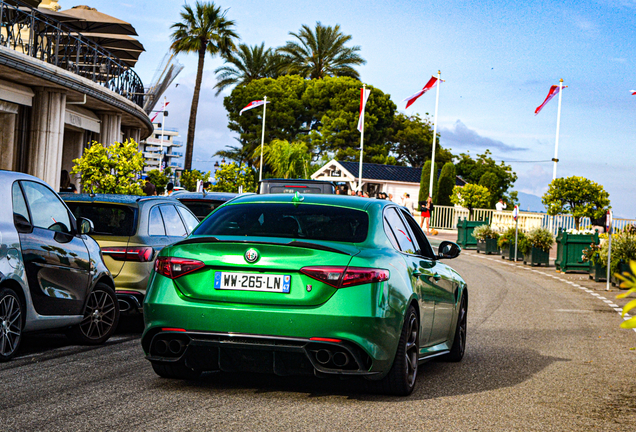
[81,0,635,217]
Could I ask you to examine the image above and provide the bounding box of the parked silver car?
[0,171,119,361]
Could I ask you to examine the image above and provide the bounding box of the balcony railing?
[0,0,144,106]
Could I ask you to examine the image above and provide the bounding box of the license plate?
[214,272,291,293]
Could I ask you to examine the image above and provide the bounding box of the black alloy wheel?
[377,305,419,396]
[442,291,467,362]
[67,283,119,345]
[0,288,22,362]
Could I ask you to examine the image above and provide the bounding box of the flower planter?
[611,261,634,287]
[555,229,599,273]
[477,238,500,255]
[456,218,489,250]
[501,245,524,261]
[523,247,550,267]
[588,261,607,282]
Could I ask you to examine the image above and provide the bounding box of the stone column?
[0,101,18,171]
[99,112,122,146]
[28,87,66,191]
[122,127,141,144]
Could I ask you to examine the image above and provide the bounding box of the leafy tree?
[451,183,491,218]
[454,150,517,204]
[171,1,239,170]
[256,139,310,179]
[212,162,256,192]
[214,43,282,95]
[180,169,211,192]
[146,168,173,195]
[478,171,499,208]
[302,77,396,162]
[71,140,145,194]
[435,162,456,206]
[542,176,610,229]
[278,22,366,79]
[223,75,310,166]
[418,160,438,211]
[389,113,453,168]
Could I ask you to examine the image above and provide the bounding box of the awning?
[58,5,138,36]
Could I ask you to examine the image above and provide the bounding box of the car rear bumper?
[142,274,405,376]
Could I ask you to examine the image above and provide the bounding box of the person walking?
[420,196,433,234]
[495,198,507,211]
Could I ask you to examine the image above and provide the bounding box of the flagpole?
[552,79,563,180]
[161,96,166,171]
[259,96,267,182]
[428,70,441,199]
[358,84,366,192]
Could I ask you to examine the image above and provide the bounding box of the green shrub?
[472,224,500,241]
[497,227,526,250]
[520,227,555,253]
[599,231,636,277]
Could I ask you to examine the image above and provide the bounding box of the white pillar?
[99,112,122,146]
[28,87,67,191]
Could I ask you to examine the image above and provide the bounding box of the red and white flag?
[357,87,371,132]
[535,85,567,115]
[150,101,169,123]
[631,90,636,95]
[240,99,269,115]
[403,76,441,109]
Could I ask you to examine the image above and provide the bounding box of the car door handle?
[413,270,422,277]
[433,273,441,280]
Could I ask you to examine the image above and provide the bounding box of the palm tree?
[277,22,366,80]
[213,43,282,95]
[254,139,310,179]
[170,1,239,170]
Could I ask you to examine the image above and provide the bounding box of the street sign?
[512,205,519,221]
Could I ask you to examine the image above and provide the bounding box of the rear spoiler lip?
[172,236,355,256]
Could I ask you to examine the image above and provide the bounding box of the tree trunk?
[184,46,206,171]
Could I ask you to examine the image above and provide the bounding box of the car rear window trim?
[173,237,353,256]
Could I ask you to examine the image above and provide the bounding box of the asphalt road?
[1,252,635,431]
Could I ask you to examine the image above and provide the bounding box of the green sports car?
[142,193,467,395]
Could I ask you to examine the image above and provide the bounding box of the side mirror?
[14,213,33,233]
[438,241,461,259]
[78,217,94,235]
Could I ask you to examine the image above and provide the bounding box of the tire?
[0,287,23,362]
[376,305,419,396]
[67,283,119,345]
[151,360,202,380]
[441,291,467,362]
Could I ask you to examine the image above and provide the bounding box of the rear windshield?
[66,203,136,236]
[179,200,226,221]
[266,185,328,194]
[193,203,368,243]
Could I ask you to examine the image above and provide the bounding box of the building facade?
[0,1,152,191]
[140,125,183,175]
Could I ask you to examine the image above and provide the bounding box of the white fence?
[427,205,636,234]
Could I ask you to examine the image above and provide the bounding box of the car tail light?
[300,266,389,288]
[102,246,154,262]
[155,257,205,279]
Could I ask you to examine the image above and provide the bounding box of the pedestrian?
[59,170,77,193]
[143,178,156,196]
[420,196,433,234]
[402,193,413,214]
[495,198,507,211]
[388,193,394,202]
[165,182,174,196]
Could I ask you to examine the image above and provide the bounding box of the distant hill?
[516,192,545,213]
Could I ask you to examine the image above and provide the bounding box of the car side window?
[148,206,166,236]
[177,206,199,234]
[383,217,400,250]
[160,205,187,237]
[399,208,436,260]
[12,182,30,224]
[384,207,416,254]
[21,181,72,233]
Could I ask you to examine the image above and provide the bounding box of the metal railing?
[428,204,636,234]
[0,0,144,106]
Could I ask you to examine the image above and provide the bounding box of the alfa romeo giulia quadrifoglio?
[141,193,467,395]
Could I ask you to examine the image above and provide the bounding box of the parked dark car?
[172,191,241,221]
[62,194,199,314]
[0,171,119,361]
[258,179,336,194]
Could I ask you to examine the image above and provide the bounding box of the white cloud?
[440,120,528,153]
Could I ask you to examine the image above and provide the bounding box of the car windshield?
[193,203,368,243]
[66,203,136,236]
[180,200,226,221]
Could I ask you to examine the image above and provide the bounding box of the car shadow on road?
[151,345,568,401]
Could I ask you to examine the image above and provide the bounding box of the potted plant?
[452,184,491,249]
[598,226,636,287]
[582,241,606,282]
[498,227,525,261]
[520,227,554,267]
[473,224,500,254]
